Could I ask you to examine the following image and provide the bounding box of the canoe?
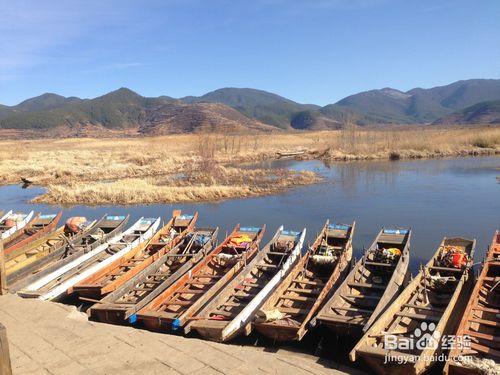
[5,220,94,281]
[0,211,34,241]
[445,231,498,375]
[7,215,129,292]
[136,225,265,332]
[186,226,306,342]
[18,217,160,301]
[72,211,198,299]
[3,212,62,258]
[89,227,219,325]
[253,221,355,342]
[313,227,411,337]
[350,236,475,375]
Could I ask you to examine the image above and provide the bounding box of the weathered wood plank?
[0,323,12,375]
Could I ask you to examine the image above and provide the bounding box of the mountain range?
[1,79,499,136]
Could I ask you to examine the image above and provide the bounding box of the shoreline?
[0,128,498,206]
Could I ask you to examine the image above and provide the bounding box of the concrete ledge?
[0,294,363,374]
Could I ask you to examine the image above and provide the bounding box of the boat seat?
[279,294,315,302]
[469,317,500,328]
[287,287,320,295]
[395,312,440,322]
[472,305,500,314]
[162,300,193,306]
[186,280,214,285]
[402,303,444,312]
[341,294,380,300]
[428,266,462,273]
[332,306,372,314]
[242,282,260,287]
[363,261,395,267]
[210,309,234,317]
[279,307,308,315]
[176,289,205,294]
[293,279,323,286]
[348,282,385,290]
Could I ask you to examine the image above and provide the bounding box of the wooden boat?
[7,215,129,292]
[3,212,62,257]
[0,211,34,241]
[5,218,95,281]
[18,217,160,301]
[89,227,219,324]
[253,221,355,342]
[445,231,499,375]
[350,236,475,375]
[186,226,306,342]
[314,227,411,337]
[73,211,198,299]
[136,225,265,332]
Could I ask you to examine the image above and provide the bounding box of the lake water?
[0,156,498,273]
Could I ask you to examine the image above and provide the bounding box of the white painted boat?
[186,226,306,342]
[0,210,34,240]
[18,217,161,301]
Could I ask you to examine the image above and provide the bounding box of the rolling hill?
[331,79,500,124]
[182,87,319,129]
[433,100,500,125]
[1,79,499,137]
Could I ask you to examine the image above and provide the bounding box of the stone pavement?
[0,294,363,374]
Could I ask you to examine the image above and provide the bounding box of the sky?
[0,0,499,106]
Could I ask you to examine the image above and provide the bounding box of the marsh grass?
[0,126,498,205]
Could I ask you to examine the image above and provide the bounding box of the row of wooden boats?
[0,209,498,374]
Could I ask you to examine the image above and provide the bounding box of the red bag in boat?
[65,217,88,234]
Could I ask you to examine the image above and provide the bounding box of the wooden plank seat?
[348,282,386,290]
[363,261,395,267]
[332,306,373,314]
[402,303,445,312]
[395,312,440,322]
[428,266,463,273]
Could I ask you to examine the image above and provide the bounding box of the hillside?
[434,100,500,125]
[182,87,318,129]
[333,79,500,124]
[1,79,500,136]
[0,88,274,136]
[140,101,275,135]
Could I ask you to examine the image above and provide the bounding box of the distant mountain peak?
[380,88,411,100]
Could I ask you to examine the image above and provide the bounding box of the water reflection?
[0,157,498,274]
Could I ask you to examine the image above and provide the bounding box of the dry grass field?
[0,126,498,205]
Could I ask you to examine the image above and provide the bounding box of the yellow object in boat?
[387,248,401,257]
[229,234,252,246]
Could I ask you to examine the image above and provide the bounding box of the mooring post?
[0,241,7,295]
[0,323,12,375]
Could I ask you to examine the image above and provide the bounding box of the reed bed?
[0,126,498,205]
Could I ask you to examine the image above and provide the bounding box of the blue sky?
[0,0,499,106]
